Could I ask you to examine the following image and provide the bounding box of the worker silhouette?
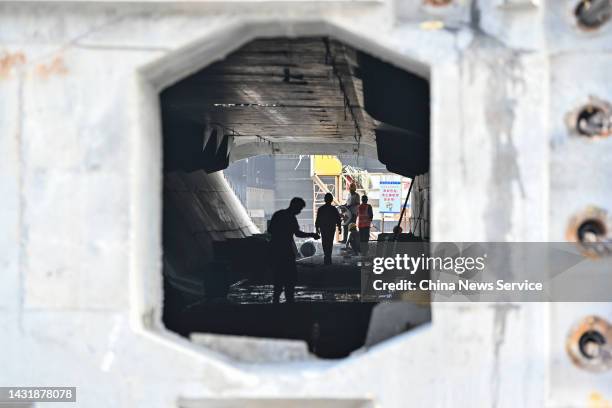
[342,183,360,243]
[268,197,320,303]
[315,193,342,265]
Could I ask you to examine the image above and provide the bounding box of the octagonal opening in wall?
[159,37,431,360]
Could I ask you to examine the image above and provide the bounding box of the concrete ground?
[227,242,373,304]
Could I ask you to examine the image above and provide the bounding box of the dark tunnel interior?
[160,37,431,359]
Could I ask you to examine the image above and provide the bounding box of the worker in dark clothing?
[268,197,320,303]
[342,183,360,243]
[357,195,374,257]
[315,193,342,265]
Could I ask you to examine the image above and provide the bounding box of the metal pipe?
[394,178,414,240]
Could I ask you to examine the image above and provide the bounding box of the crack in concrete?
[484,46,527,241]
[491,303,519,408]
[470,0,483,34]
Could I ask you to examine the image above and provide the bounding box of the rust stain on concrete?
[35,56,69,79]
[0,52,26,79]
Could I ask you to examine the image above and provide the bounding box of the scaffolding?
[312,160,380,240]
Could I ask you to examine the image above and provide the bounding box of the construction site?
[225,155,415,236]
[161,38,431,358]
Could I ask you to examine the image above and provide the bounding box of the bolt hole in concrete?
[579,330,606,359]
[566,206,611,258]
[574,0,612,30]
[575,104,612,138]
[577,219,607,242]
[160,37,431,360]
[567,316,612,371]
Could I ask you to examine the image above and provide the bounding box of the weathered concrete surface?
[190,333,313,363]
[0,1,611,407]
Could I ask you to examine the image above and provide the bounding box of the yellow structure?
[311,155,343,241]
[312,155,342,176]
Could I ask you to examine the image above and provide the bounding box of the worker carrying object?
[269,197,320,303]
[358,195,373,257]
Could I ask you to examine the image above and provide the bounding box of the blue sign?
[380,181,402,213]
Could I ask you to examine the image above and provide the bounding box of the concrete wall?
[163,170,258,294]
[1,1,611,407]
